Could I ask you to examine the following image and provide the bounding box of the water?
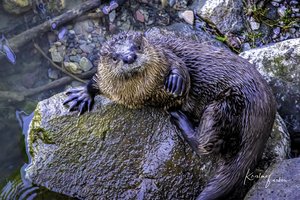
[0,1,82,199]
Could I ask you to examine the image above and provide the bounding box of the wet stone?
[166,0,174,7]
[78,39,86,45]
[291,8,299,13]
[291,13,300,18]
[89,54,98,63]
[279,32,290,41]
[69,29,76,34]
[242,43,251,51]
[54,42,62,46]
[290,0,299,5]
[271,2,280,7]
[109,10,116,22]
[266,5,279,20]
[249,17,260,30]
[50,51,64,63]
[92,38,98,43]
[79,57,93,72]
[180,10,194,25]
[69,55,81,63]
[277,5,287,17]
[64,62,81,74]
[273,27,281,35]
[49,45,66,63]
[77,49,83,54]
[135,9,145,23]
[3,0,32,14]
[76,20,94,34]
[79,44,94,54]
[289,28,296,34]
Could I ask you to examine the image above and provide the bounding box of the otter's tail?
[197,110,275,200]
[196,146,257,200]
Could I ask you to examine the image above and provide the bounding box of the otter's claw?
[165,72,186,97]
[63,87,94,115]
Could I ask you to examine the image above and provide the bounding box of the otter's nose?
[122,53,137,64]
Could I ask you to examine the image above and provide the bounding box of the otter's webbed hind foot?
[63,87,95,115]
[169,110,200,154]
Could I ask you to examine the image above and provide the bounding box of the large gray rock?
[194,0,245,34]
[240,38,300,154]
[245,158,300,200]
[239,39,300,83]
[25,93,213,199]
[25,92,290,199]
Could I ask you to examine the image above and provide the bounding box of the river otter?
[63,31,276,200]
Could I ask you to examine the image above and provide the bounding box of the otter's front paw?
[164,72,186,97]
[63,87,94,115]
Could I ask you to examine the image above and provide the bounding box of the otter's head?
[99,31,164,79]
[97,31,169,107]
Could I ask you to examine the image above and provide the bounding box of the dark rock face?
[245,158,300,200]
[25,92,289,199]
[25,94,216,199]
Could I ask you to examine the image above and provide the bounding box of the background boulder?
[240,38,300,156]
[245,157,300,200]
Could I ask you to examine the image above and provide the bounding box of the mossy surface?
[25,93,212,199]
[25,93,290,199]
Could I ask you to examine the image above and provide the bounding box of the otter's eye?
[111,53,118,62]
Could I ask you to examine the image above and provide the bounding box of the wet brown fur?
[94,31,277,200]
